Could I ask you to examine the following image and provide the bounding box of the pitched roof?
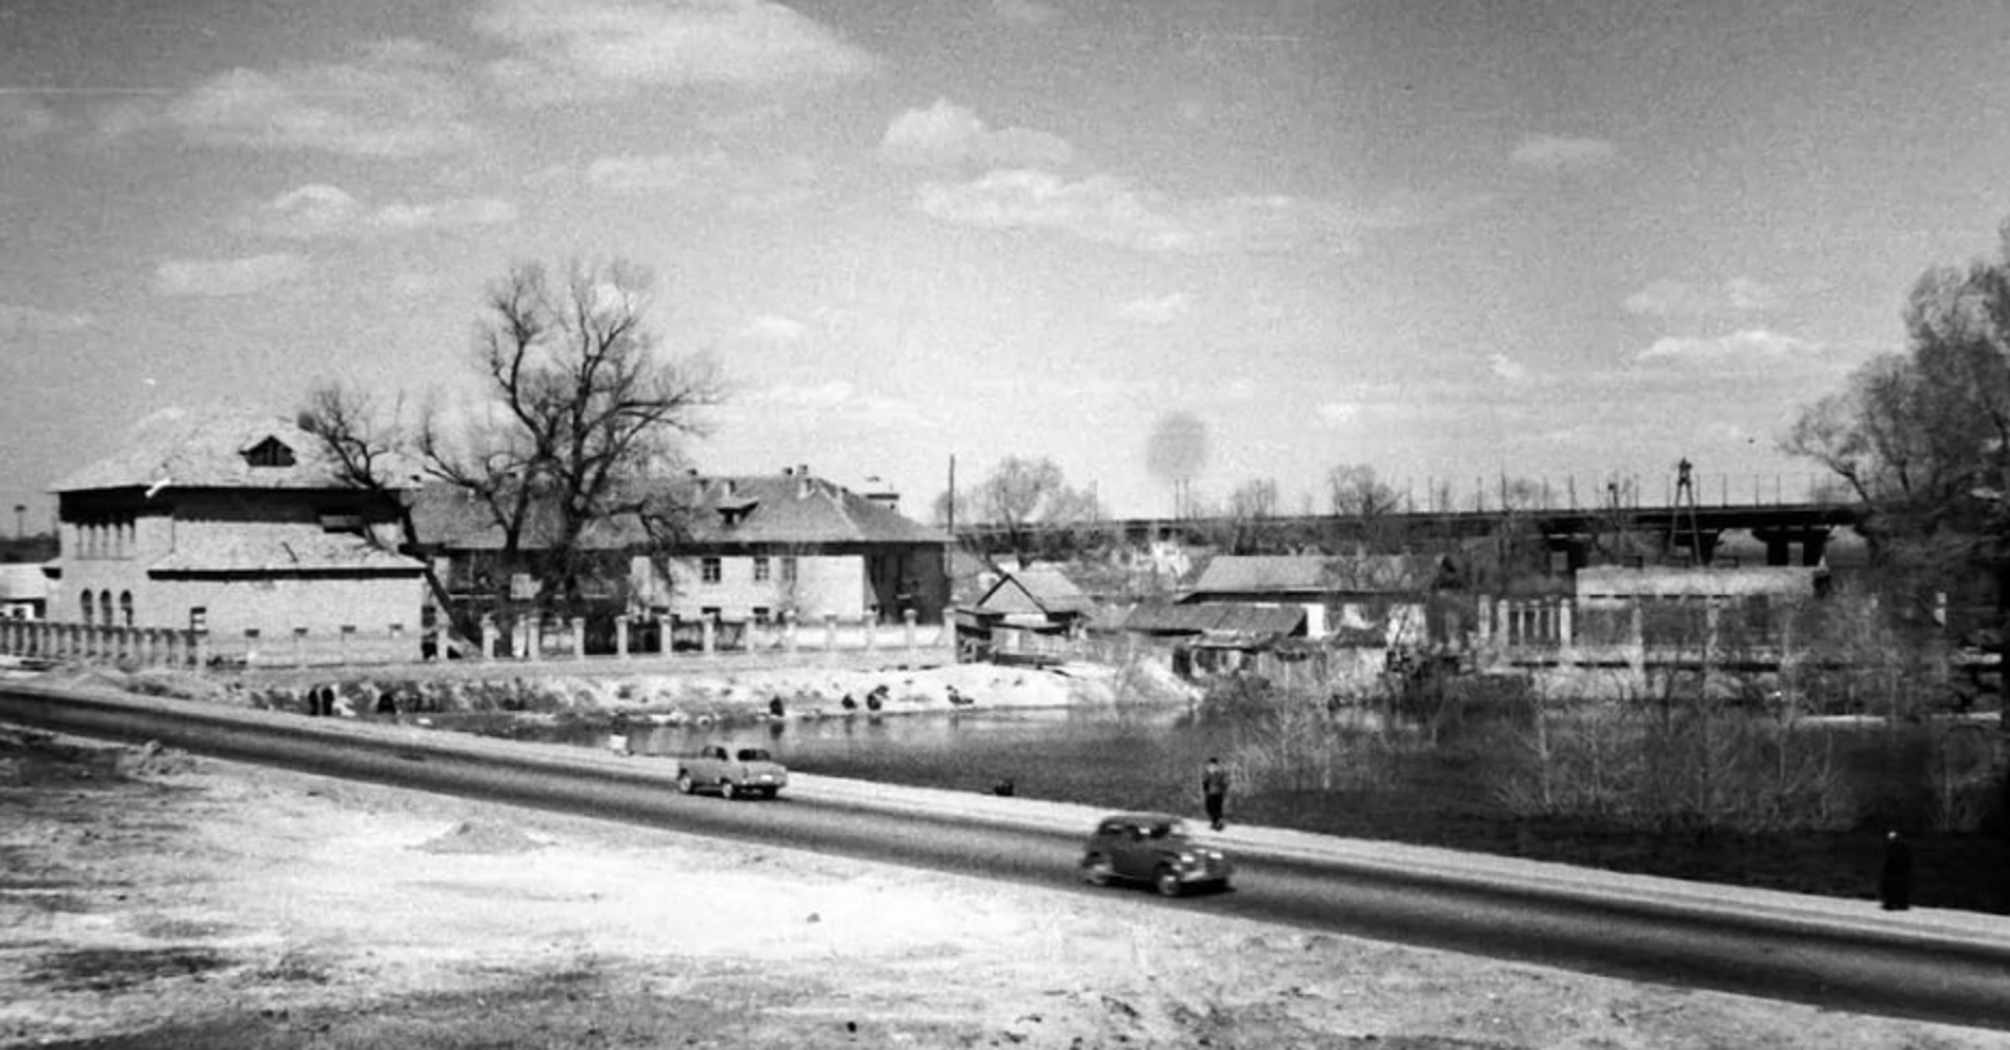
[975,565,1094,617]
[409,471,950,551]
[1117,601,1305,636]
[51,410,393,494]
[1190,554,1425,595]
[0,563,48,601]
[146,525,424,575]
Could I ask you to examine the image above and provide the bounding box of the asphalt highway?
[5,679,2009,1031]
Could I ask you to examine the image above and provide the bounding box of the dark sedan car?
[1080,812,1233,897]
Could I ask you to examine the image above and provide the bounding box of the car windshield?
[735,748,771,762]
[1148,821,1185,840]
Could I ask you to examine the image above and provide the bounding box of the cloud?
[476,0,877,102]
[880,99,1074,168]
[992,0,1058,24]
[742,314,807,340]
[166,40,476,157]
[0,95,59,140]
[153,253,308,297]
[1489,353,1528,381]
[1509,134,1619,171]
[917,168,1485,254]
[240,184,518,238]
[0,302,93,333]
[738,379,926,427]
[1112,292,1192,325]
[1636,328,1824,364]
[1623,277,1782,318]
[585,149,816,210]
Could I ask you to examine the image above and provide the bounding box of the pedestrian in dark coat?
[1880,830,1913,911]
[1202,757,1230,832]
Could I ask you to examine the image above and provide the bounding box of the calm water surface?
[496,705,1255,814]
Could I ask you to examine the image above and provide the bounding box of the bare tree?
[305,258,722,641]
[972,456,1102,561]
[1327,463,1403,551]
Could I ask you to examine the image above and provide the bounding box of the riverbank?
[33,657,1201,727]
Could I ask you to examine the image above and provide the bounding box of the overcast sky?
[5,0,2010,526]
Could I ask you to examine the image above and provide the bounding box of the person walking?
[1201,757,1230,832]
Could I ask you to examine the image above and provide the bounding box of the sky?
[6,0,2010,530]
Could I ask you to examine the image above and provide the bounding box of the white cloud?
[1624,277,1782,318]
[153,253,308,297]
[242,184,518,238]
[917,169,1484,254]
[992,0,1058,24]
[1636,328,1824,363]
[1489,353,1528,381]
[165,40,477,157]
[1112,291,1192,325]
[880,99,1074,168]
[584,149,816,209]
[1315,402,1360,427]
[743,314,807,340]
[0,302,93,333]
[0,95,59,140]
[739,379,927,427]
[1509,134,1619,171]
[476,0,877,102]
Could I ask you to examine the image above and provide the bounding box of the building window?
[80,590,94,624]
[119,591,133,627]
[752,556,770,582]
[700,606,722,623]
[780,556,798,583]
[98,590,111,627]
[752,606,771,624]
[701,557,722,584]
[189,607,207,633]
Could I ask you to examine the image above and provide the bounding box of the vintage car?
[1080,812,1233,897]
[675,745,788,800]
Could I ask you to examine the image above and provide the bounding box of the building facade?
[48,413,427,662]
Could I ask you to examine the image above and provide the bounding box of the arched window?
[119,591,134,627]
[81,590,94,624]
[99,590,112,628]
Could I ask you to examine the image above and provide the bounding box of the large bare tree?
[303,258,722,642]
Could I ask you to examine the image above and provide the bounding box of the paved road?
[5,679,2009,1031]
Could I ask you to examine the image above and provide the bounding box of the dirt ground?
[4,726,2009,1050]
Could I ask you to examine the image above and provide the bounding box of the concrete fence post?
[615,616,630,659]
[192,630,209,670]
[571,617,586,660]
[700,616,715,656]
[1628,601,1647,694]
[863,615,877,652]
[784,612,799,655]
[480,615,497,661]
[823,613,838,662]
[1558,598,1576,668]
[903,609,917,658]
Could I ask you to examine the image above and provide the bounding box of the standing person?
[1201,757,1230,832]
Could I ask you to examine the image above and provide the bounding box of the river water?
[501,705,1254,815]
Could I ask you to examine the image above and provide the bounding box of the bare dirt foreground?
[4,727,2007,1050]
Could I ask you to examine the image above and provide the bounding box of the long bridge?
[960,490,1863,568]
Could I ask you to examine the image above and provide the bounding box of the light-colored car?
[675,745,788,800]
[1080,812,1232,897]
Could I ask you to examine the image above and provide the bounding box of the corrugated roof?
[1118,602,1305,636]
[148,525,424,575]
[1191,554,1425,595]
[51,410,399,493]
[409,472,950,551]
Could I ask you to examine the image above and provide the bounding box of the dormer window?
[716,498,758,527]
[243,436,296,468]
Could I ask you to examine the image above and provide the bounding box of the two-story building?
[47,412,427,661]
[411,465,953,637]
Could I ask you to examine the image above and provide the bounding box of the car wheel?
[1083,854,1115,887]
[720,780,738,801]
[1154,867,1183,898]
[676,772,694,795]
